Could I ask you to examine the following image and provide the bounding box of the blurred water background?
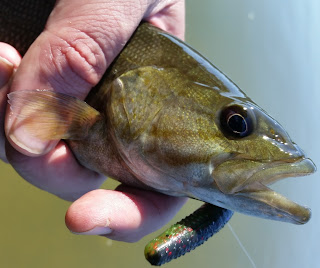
[0,1,319,267]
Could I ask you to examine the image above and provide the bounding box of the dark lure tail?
[144,204,233,266]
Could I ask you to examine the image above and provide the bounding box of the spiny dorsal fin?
[8,90,100,140]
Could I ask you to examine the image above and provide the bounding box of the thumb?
[0,43,21,161]
[5,0,184,156]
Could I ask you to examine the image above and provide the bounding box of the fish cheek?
[150,106,217,166]
[139,111,220,187]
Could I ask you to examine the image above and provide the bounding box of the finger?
[5,140,106,201]
[4,0,185,199]
[5,0,185,156]
[0,43,21,162]
[146,0,185,40]
[65,186,188,242]
[0,43,21,67]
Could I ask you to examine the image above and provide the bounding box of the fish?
[0,2,316,266]
[7,22,316,224]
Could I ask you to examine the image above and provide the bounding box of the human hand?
[0,0,187,242]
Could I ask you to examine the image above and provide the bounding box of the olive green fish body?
[8,23,315,224]
[70,24,314,225]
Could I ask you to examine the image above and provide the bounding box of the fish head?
[131,69,316,225]
[204,98,316,224]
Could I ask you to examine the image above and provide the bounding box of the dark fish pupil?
[228,114,247,134]
[219,105,254,139]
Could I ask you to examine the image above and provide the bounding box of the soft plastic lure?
[145,204,233,266]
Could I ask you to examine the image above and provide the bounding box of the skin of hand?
[0,0,187,242]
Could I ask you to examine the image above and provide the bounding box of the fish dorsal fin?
[8,90,100,140]
[109,66,183,141]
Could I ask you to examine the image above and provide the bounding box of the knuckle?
[41,29,108,97]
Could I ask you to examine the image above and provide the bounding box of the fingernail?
[72,226,113,236]
[6,93,55,156]
[0,56,14,88]
[7,126,53,155]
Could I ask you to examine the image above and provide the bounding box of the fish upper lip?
[246,156,316,188]
[213,155,316,196]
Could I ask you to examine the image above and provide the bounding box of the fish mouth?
[213,157,316,224]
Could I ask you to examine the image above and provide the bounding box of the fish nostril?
[267,130,289,145]
[274,134,287,144]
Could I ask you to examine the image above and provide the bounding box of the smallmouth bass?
[4,22,316,265]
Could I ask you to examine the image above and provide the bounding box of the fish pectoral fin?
[8,90,100,140]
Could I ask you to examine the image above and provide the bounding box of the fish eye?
[219,105,254,138]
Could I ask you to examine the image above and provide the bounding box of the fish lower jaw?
[234,187,312,225]
[185,177,312,225]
